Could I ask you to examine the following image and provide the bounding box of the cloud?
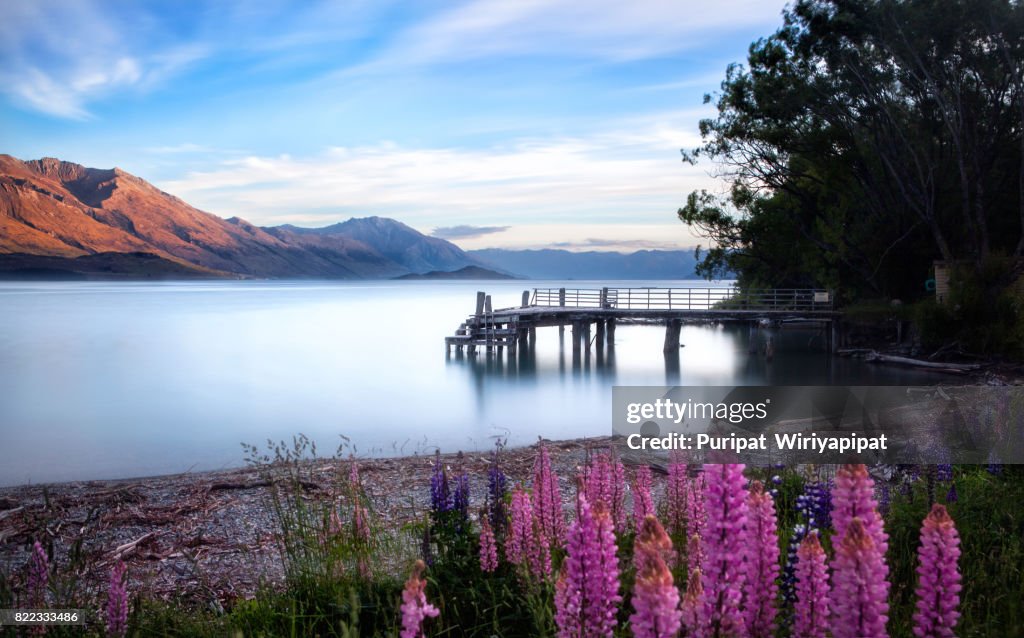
[0,1,205,119]
[551,238,692,251]
[431,225,510,239]
[159,113,713,230]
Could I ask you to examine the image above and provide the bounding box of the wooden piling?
[663,319,682,353]
[584,322,592,353]
[606,318,616,347]
[559,288,566,306]
[522,290,530,308]
[475,291,485,316]
[572,321,582,355]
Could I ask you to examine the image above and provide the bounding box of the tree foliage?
[681,0,1024,300]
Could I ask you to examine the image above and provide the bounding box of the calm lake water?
[0,280,944,486]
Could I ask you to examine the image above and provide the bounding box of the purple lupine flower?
[479,516,498,573]
[686,472,706,542]
[935,464,953,483]
[782,478,834,624]
[665,452,688,539]
[945,484,958,504]
[453,470,470,522]
[632,465,655,532]
[794,531,830,638]
[913,504,961,638]
[27,540,48,607]
[830,517,889,638]
[429,451,451,514]
[680,567,703,636]
[487,453,508,538]
[533,443,565,545]
[987,450,1003,476]
[743,481,779,638]
[506,487,532,566]
[699,463,749,638]
[106,560,129,638]
[400,560,440,638]
[629,516,681,638]
[554,493,621,638]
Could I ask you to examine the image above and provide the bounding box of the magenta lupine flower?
[506,486,533,565]
[830,517,889,638]
[527,520,553,580]
[912,504,961,638]
[400,559,440,638]
[586,451,627,531]
[794,531,830,638]
[832,464,889,557]
[686,473,707,541]
[632,466,655,532]
[554,493,622,638]
[533,443,565,545]
[743,481,780,638]
[681,567,703,636]
[698,463,749,638]
[106,560,129,638]
[665,453,688,538]
[27,540,48,607]
[479,516,498,573]
[630,516,681,638]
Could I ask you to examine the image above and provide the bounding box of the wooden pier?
[444,287,840,357]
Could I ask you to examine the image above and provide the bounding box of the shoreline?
[0,437,608,605]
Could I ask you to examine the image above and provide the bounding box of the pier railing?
[530,287,833,312]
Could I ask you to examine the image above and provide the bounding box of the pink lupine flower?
[527,520,553,580]
[687,533,703,575]
[832,464,888,556]
[632,466,655,532]
[400,559,440,638]
[506,486,533,565]
[106,560,129,638]
[586,451,627,531]
[630,516,682,638]
[686,473,707,542]
[533,443,565,545]
[554,493,622,638]
[794,531,830,638]
[698,463,749,638]
[479,516,498,573]
[681,567,703,635]
[665,453,688,538]
[743,481,780,638]
[912,504,961,638]
[27,540,48,607]
[830,517,889,638]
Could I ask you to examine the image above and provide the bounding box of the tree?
[680,0,1024,300]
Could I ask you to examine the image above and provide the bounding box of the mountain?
[394,265,516,280]
[469,248,701,280]
[0,155,478,278]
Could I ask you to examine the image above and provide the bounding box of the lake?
[0,280,944,486]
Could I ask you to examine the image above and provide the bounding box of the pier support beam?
[475,291,485,317]
[595,320,605,353]
[606,318,616,347]
[572,321,583,356]
[663,319,682,353]
[584,322,592,353]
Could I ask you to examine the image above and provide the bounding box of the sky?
[0,0,790,252]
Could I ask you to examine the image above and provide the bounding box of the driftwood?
[864,351,981,373]
[0,506,24,522]
[208,479,320,492]
[112,531,157,559]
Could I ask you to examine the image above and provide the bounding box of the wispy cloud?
[0,1,206,119]
[159,114,712,229]
[432,225,510,239]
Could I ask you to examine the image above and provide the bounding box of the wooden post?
[663,319,682,353]
[529,326,536,345]
[748,321,758,354]
[475,291,485,316]
[485,295,493,314]
[559,288,566,306]
[572,321,582,355]
[595,320,605,350]
[606,318,616,347]
[600,287,609,308]
[584,322,592,353]
[522,290,530,308]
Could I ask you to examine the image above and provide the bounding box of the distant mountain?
[0,251,220,280]
[394,265,517,280]
[0,155,479,279]
[469,248,701,280]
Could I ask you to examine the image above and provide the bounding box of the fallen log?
[864,351,981,373]
[112,531,157,559]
